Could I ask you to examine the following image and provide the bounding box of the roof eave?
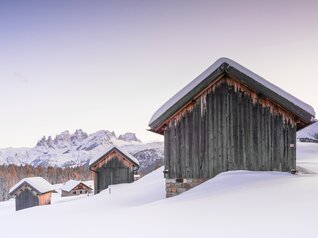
[226,66,314,125]
[149,62,315,133]
[149,64,225,132]
[9,181,42,196]
[116,148,140,168]
[89,147,139,171]
[62,183,93,193]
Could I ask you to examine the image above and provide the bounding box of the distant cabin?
[9,177,55,211]
[149,57,316,197]
[89,145,140,194]
[60,180,93,197]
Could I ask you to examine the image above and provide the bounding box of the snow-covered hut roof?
[61,180,92,193]
[89,145,140,168]
[149,57,315,131]
[9,177,55,195]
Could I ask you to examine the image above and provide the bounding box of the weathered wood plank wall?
[164,77,296,180]
[38,192,52,205]
[95,157,133,193]
[16,189,39,211]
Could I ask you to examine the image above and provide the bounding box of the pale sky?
[1,0,318,147]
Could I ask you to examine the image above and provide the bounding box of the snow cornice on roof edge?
[148,57,315,131]
[89,144,140,168]
[9,177,55,195]
[61,180,92,193]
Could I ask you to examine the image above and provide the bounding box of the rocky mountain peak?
[34,129,143,152]
[47,136,53,143]
[118,132,141,142]
[53,130,72,149]
[71,129,88,144]
[36,135,55,150]
[36,136,47,147]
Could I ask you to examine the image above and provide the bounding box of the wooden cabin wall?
[164,80,297,180]
[94,172,98,194]
[62,190,72,197]
[62,189,90,197]
[38,192,52,205]
[16,189,39,211]
[95,157,134,193]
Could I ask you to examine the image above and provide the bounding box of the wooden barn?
[60,180,93,197]
[149,57,316,197]
[89,145,140,194]
[9,177,55,211]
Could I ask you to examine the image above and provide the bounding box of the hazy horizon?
[1,0,318,147]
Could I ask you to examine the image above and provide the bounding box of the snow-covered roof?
[9,177,55,195]
[61,180,92,192]
[149,57,315,128]
[89,145,140,167]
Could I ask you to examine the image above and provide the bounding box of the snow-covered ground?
[1,142,318,238]
[297,142,318,173]
[297,122,318,142]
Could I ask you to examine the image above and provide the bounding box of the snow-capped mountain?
[297,122,318,143]
[0,130,163,173]
[118,132,141,142]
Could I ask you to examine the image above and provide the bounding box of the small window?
[73,191,76,195]
[85,191,87,194]
[80,191,82,194]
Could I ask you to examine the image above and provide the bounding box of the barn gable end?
[89,146,139,194]
[9,177,55,211]
[61,180,93,197]
[149,58,316,197]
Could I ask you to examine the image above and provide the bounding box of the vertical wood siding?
[16,189,39,211]
[38,192,52,206]
[95,157,134,193]
[164,78,296,180]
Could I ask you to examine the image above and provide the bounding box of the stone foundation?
[166,178,206,197]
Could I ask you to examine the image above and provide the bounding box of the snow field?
[1,142,318,238]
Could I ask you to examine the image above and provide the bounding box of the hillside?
[1,142,318,238]
[297,121,318,143]
[0,130,164,174]
[297,142,318,173]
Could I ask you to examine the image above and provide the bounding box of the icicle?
[200,93,207,117]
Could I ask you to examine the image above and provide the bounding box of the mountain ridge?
[0,129,164,174]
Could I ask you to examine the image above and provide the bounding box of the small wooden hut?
[148,57,316,197]
[60,180,93,197]
[9,177,55,211]
[89,145,140,194]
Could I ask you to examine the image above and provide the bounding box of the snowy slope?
[297,142,318,173]
[297,121,318,143]
[0,129,164,172]
[1,143,318,238]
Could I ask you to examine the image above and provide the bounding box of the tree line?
[0,164,93,201]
